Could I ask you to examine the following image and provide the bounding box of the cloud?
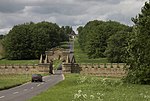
[0,0,149,34]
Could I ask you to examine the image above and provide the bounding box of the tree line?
[78,20,132,62]
[78,1,150,84]
[2,21,72,60]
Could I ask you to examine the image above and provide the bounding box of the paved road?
[0,70,64,101]
[69,40,74,60]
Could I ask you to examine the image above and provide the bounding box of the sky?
[0,0,148,34]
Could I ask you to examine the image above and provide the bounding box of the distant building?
[69,31,76,39]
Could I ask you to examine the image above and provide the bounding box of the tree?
[3,21,68,60]
[78,20,130,58]
[64,26,73,34]
[105,31,130,63]
[124,1,150,84]
[4,23,33,59]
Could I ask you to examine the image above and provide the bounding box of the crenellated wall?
[80,63,127,77]
[62,63,128,77]
[0,64,48,74]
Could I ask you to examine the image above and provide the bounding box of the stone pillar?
[39,54,44,64]
[66,55,70,63]
[44,55,49,63]
[71,55,76,63]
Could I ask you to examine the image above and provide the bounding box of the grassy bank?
[74,38,108,63]
[0,59,39,65]
[0,73,49,90]
[0,74,31,90]
[29,74,150,101]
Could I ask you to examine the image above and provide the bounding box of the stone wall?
[62,63,80,73]
[62,63,128,77]
[0,64,48,74]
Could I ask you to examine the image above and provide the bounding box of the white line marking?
[24,89,28,91]
[41,82,44,85]
[31,87,34,89]
[37,84,41,87]
[13,92,19,94]
[0,96,5,99]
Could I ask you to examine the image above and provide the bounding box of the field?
[74,38,108,63]
[29,74,150,101]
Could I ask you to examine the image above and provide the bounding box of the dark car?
[32,74,43,82]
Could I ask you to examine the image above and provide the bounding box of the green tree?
[4,23,33,60]
[3,21,68,60]
[124,1,150,84]
[78,20,130,58]
[105,31,130,63]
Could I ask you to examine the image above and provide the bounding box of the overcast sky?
[0,0,148,34]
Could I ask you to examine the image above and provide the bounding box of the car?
[31,74,43,82]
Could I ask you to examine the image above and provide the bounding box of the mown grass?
[29,74,150,101]
[0,73,49,90]
[74,38,108,63]
[0,74,31,90]
[0,59,39,65]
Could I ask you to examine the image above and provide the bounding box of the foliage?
[78,20,130,59]
[105,31,130,63]
[3,21,69,60]
[74,38,108,63]
[124,1,150,84]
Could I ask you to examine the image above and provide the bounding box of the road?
[0,70,64,101]
[69,40,74,61]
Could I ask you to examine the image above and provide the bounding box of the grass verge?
[0,74,31,90]
[74,38,108,63]
[0,59,39,65]
[0,73,49,90]
[29,74,150,101]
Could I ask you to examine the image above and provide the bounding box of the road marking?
[37,84,41,87]
[24,89,28,91]
[41,82,44,85]
[31,87,34,89]
[13,92,19,94]
[0,96,5,99]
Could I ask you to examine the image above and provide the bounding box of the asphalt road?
[69,40,74,60]
[0,70,64,101]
